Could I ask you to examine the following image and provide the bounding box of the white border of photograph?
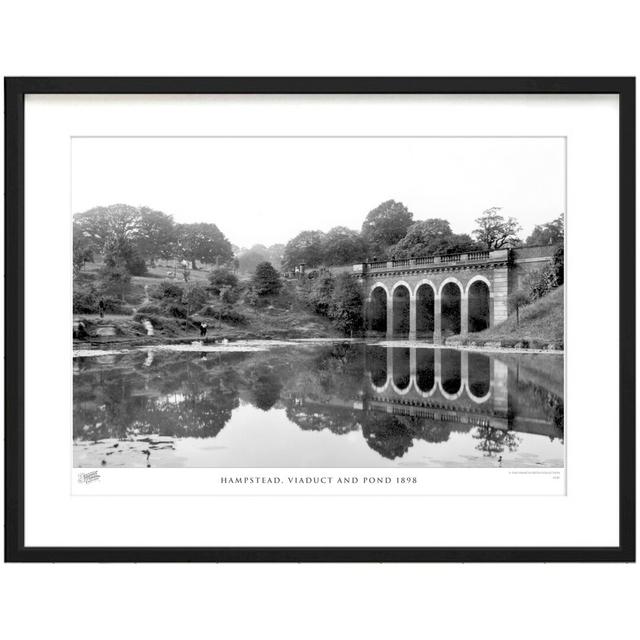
[24,94,618,547]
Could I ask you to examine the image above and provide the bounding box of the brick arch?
[413,278,437,298]
[465,274,492,295]
[438,276,464,296]
[369,281,390,298]
[391,280,412,296]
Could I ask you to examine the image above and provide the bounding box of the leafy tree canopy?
[176,222,233,269]
[283,230,326,268]
[208,267,239,294]
[137,207,176,262]
[74,204,143,252]
[322,226,367,266]
[361,199,413,258]
[526,214,564,246]
[390,218,477,259]
[472,207,522,250]
[238,243,285,273]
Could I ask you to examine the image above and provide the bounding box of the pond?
[73,341,564,468]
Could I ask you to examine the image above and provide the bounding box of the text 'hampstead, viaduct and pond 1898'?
[353,244,559,341]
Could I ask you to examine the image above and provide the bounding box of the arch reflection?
[440,349,462,398]
[391,347,411,392]
[415,348,435,395]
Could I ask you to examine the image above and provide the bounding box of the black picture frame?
[4,77,636,563]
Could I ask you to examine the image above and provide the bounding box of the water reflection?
[73,343,564,468]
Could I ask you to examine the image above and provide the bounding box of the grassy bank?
[456,285,564,348]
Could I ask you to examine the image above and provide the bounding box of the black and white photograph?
[72,136,565,471]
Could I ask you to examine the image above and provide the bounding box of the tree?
[329,274,364,335]
[322,226,367,265]
[283,230,326,269]
[74,204,143,253]
[473,207,522,250]
[526,214,564,246]
[137,207,177,264]
[99,264,131,301]
[390,218,477,258]
[176,222,233,270]
[183,283,208,317]
[361,200,413,258]
[265,244,285,269]
[208,267,239,294]
[73,224,94,274]
[508,290,529,325]
[252,261,282,296]
[238,246,269,273]
[103,235,147,276]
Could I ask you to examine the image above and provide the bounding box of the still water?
[73,341,564,468]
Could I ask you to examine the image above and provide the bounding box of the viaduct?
[352,244,560,342]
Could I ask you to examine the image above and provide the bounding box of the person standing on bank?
[98,297,105,319]
[200,322,208,337]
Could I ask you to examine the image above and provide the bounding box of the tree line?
[73,204,234,274]
[282,200,564,268]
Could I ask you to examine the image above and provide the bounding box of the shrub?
[243,288,260,307]
[199,304,247,325]
[252,261,282,296]
[102,297,134,315]
[523,266,557,301]
[164,302,188,318]
[552,246,564,286]
[304,272,335,316]
[328,274,364,335]
[73,291,98,314]
[136,303,163,315]
[154,281,184,301]
[219,285,240,305]
[508,290,529,324]
[183,283,208,313]
[208,267,239,294]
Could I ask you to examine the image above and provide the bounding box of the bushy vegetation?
[72,290,133,315]
[199,304,247,325]
[300,272,363,335]
[153,281,184,301]
[208,267,239,294]
[252,261,282,296]
[521,246,564,302]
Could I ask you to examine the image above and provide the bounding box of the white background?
[1,2,638,640]
[26,94,602,547]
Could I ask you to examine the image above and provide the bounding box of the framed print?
[4,77,635,562]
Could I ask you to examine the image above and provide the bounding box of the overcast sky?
[72,137,565,249]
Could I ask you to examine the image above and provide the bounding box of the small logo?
[77,470,101,484]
